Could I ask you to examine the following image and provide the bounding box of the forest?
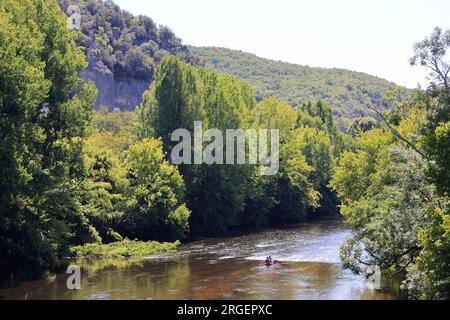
[0,0,449,300]
[189,46,410,128]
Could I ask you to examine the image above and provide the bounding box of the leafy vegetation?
[137,56,342,235]
[81,119,191,244]
[119,138,190,241]
[331,27,450,300]
[189,46,410,128]
[0,0,191,283]
[408,27,450,299]
[0,0,97,280]
[87,106,137,154]
[331,115,433,277]
[70,239,180,259]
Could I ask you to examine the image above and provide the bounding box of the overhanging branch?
[367,106,424,156]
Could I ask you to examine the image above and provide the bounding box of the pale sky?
[114,0,450,88]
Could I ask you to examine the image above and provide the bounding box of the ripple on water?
[218,256,236,260]
[0,220,400,300]
[87,292,110,300]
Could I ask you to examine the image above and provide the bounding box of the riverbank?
[189,215,343,241]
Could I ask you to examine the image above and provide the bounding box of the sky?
[113,0,450,88]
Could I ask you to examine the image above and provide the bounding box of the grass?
[69,239,181,259]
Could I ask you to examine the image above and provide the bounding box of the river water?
[0,220,400,300]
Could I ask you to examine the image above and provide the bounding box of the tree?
[138,56,264,236]
[80,138,128,244]
[410,27,450,95]
[407,27,450,299]
[0,0,97,280]
[255,98,319,225]
[296,100,343,216]
[330,98,441,284]
[141,55,206,153]
[336,146,434,277]
[410,28,450,196]
[120,139,190,241]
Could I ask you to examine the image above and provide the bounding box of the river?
[0,220,401,300]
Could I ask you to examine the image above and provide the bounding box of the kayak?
[265,260,278,266]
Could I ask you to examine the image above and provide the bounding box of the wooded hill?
[56,0,409,124]
[189,46,410,127]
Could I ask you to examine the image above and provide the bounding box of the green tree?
[410,27,450,196]
[331,118,436,277]
[80,139,128,244]
[138,56,263,236]
[408,27,450,299]
[120,138,190,241]
[296,100,343,216]
[255,97,319,225]
[0,0,96,280]
[335,146,434,276]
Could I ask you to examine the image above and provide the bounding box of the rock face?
[79,55,150,111]
[56,0,196,112]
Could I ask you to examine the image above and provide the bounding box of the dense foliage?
[137,56,342,235]
[0,0,191,283]
[81,113,191,244]
[189,46,410,128]
[331,112,432,277]
[331,27,450,299]
[70,239,180,259]
[0,0,97,280]
[120,139,190,241]
[409,28,450,299]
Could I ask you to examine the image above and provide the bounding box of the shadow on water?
[0,220,402,300]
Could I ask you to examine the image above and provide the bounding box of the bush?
[70,239,181,259]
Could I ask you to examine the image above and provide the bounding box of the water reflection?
[0,220,400,300]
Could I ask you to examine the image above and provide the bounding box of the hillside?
[57,0,197,111]
[56,0,408,121]
[189,46,409,124]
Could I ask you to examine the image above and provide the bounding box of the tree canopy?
[331,27,450,299]
[0,0,97,279]
[189,46,410,129]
